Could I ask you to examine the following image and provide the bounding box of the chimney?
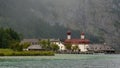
[81,32,85,39]
[67,31,71,39]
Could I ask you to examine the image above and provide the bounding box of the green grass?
[0,49,54,56]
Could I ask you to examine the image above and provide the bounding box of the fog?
[0,0,120,49]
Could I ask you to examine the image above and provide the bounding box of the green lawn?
[0,49,54,56]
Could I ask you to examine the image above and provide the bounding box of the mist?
[0,0,120,49]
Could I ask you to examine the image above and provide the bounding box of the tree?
[21,42,30,49]
[0,27,10,48]
[5,28,21,41]
[50,44,59,51]
[45,39,52,50]
[65,43,72,51]
[72,45,79,52]
[39,39,51,50]
[9,40,23,51]
[39,40,48,49]
[0,28,21,49]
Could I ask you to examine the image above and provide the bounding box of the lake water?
[0,54,120,68]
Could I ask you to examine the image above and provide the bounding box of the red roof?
[64,39,90,44]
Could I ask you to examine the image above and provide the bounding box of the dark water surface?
[0,54,120,68]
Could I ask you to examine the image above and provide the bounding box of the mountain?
[0,0,120,50]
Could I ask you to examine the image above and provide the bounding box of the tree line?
[0,27,21,50]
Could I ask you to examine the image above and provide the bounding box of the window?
[107,48,110,49]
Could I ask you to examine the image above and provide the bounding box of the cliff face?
[0,0,120,49]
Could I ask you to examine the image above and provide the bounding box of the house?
[50,39,65,51]
[27,44,44,51]
[87,44,115,53]
[64,31,90,52]
[40,39,66,51]
[20,39,39,45]
[20,39,44,51]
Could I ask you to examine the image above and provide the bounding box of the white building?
[50,39,65,51]
[64,31,90,52]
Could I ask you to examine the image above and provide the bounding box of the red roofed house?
[64,31,90,52]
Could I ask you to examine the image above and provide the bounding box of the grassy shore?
[0,49,54,56]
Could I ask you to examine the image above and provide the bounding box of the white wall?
[52,41,89,52]
[52,42,66,50]
[72,44,89,52]
[67,35,71,39]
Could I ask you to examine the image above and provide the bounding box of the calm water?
[0,54,120,68]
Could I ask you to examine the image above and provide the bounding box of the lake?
[0,54,120,68]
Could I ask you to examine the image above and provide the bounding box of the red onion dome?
[81,32,85,35]
[67,31,71,35]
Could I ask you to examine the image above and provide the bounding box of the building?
[63,31,115,53]
[87,44,115,53]
[20,33,115,53]
[27,44,44,51]
[64,31,90,52]
[20,39,39,45]
[20,39,44,51]
[50,39,65,51]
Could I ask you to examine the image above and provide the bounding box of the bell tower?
[67,31,71,39]
[81,32,85,39]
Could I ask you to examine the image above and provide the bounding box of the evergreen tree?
[0,27,21,48]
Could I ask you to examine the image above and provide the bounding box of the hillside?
[0,0,120,50]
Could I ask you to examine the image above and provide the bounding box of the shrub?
[0,53,4,56]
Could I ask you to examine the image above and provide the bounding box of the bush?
[0,53,4,56]
[9,41,23,51]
